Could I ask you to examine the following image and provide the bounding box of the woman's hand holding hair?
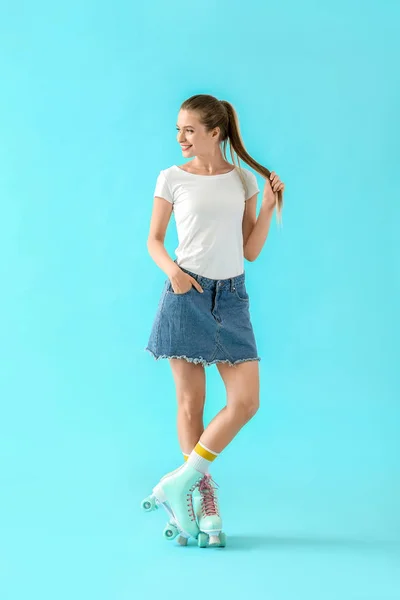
[262,171,285,211]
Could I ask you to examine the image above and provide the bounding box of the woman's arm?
[147,196,180,279]
[244,171,285,261]
[244,200,275,262]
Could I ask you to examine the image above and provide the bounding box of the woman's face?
[176,110,219,158]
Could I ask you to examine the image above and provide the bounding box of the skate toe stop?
[177,535,188,546]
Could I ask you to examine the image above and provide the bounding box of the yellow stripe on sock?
[194,442,217,462]
[183,453,189,462]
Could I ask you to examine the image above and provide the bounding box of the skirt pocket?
[166,280,194,297]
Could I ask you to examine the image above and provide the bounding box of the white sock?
[187,441,219,474]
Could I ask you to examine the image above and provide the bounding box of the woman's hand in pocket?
[170,271,204,294]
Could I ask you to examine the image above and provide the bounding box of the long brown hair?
[180,94,283,226]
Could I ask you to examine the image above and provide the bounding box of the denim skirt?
[145,263,261,367]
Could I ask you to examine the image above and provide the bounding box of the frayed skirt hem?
[144,347,261,368]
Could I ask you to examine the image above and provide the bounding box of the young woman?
[142,94,285,547]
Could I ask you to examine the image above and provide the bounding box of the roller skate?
[193,473,226,548]
[159,462,189,545]
[141,464,203,545]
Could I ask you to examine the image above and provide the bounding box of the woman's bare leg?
[198,360,260,454]
[169,358,206,455]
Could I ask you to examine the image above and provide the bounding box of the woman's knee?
[228,395,259,422]
[177,392,205,421]
[170,359,206,420]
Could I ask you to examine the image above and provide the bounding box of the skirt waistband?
[173,259,245,292]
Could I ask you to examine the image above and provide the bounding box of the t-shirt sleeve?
[154,170,174,204]
[245,170,260,201]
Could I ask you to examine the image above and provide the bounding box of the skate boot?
[141,464,203,544]
[193,473,226,548]
[159,463,189,545]
[141,462,190,545]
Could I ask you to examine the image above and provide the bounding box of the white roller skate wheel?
[208,535,220,546]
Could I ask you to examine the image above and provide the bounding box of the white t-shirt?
[153,164,260,280]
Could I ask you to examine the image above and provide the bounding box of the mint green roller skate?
[193,473,226,548]
[160,463,189,545]
[141,464,203,545]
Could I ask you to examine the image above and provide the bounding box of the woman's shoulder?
[237,164,255,175]
[157,165,176,176]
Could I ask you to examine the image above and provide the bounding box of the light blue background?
[1,1,399,599]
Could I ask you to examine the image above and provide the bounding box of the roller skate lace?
[198,474,220,517]
[187,481,199,521]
